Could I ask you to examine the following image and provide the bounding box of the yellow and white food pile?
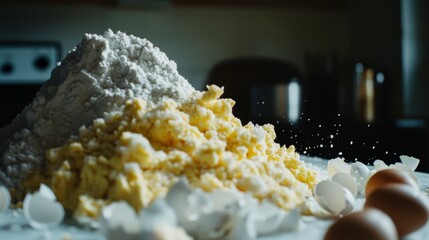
[28,84,317,218]
[1,29,427,240]
[0,30,318,239]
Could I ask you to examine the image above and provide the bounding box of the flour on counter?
[0,29,195,189]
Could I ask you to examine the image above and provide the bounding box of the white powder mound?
[0,29,195,189]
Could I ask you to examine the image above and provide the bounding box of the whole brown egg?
[364,184,429,237]
[365,169,417,198]
[324,208,398,240]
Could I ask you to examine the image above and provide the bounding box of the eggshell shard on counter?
[99,201,140,239]
[314,180,354,215]
[38,184,57,201]
[324,208,398,240]
[139,198,177,229]
[350,162,370,195]
[332,172,358,197]
[365,168,418,198]
[273,208,302,233]
[400,155,420,171]
[254,200,286,235]
[224,209,257,240]
[389,163,419,185]
[146,222,193,240]
[373,160,389,171]
[365,184,429,237]
[327,158,351,177]
[187,189,211,218]
[165,178,193,224]
[206,189,238,211]
[254,201,301,235]
[190,211,231,239]
[23,184,65,230]
[0,185,11,211]
[371,157,419,186]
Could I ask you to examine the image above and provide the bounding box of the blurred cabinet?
[173,0,346,8]
[1,0,115,6]
[2,0,345,8]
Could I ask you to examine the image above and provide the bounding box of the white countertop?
[0,156,428,240]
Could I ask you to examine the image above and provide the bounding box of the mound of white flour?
[0,29,195,189]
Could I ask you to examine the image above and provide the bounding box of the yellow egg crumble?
[26,85,318,218]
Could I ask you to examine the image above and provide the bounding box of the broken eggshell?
[206,189,239,211]
[187,190,250,239]
[350,162,370,195]
[389,162,419,184]
[139,198,177,230]
[188,190,253,239]
[275,208,302,233]
[187,210,230,239]
[146,222,192,240]
[314,180,354,215]
[164,178,231,238]
[400,155,420,171]
[373,159,389,171]
[254,201,302,235]
[162,179,308,239]
[254,200,285,235]
[165,178,193,224]
[0,185,11,211]
[23,184,65,230]
[373,158,419,185]
[224,200,302,240]
[99,201,141,240]
[327,157,351,177]
[224,209,257,240]
[332,172,358,197]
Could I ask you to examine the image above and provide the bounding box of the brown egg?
[324,208,398,240]
[365,169,417,197]
[364,184,429,237]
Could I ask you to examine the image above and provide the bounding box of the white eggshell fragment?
[224,210,257,240]
[165,178,193,225]
[301,197,333,217]
[315,180,354,215]
[254,200,285,235]
[187,189,211,219]
[147,222,192,240]
[274,208,302,233]
[187,211,230,239]
[327,158,351,177]
[38,184,57,201]
[367,169,376,181]
[23,185,65,230]
[350,162,370,195]
[389,163,419,185]
[206,189,238,211]
[373,159,388,171]
[400,155,420,171]
[332,172,358,197]
[0,186,11,211]
[139,198,177,230]
[100,201,140,238]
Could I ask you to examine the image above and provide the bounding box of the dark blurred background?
[0,0,428,170]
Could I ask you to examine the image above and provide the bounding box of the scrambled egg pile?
[27,85,318,218]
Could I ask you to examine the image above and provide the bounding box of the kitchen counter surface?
[0,156,428,240]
